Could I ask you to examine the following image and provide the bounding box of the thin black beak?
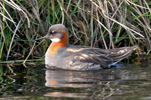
[33,36,47,42]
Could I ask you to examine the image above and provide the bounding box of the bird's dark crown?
[47,24,69,39]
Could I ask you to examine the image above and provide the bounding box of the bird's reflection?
[44,92,90,98]
[43,64,151,99]
[44,69,118,98]
[45,69,114,88]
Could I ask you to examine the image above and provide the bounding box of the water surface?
[0,55,151,100]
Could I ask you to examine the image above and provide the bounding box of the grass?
[0,0,151,61]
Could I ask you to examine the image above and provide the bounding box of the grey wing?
[65,46,137,70]
[65,47,114,70]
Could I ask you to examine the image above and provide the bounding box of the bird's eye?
[52,31,55,34]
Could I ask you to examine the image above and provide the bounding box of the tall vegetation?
[0,0,151,61]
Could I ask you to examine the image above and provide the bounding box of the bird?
[34,24,137,70]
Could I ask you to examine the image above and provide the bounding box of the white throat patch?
[51,38,61,42]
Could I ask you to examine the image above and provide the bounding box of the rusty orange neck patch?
[48,30,69,56]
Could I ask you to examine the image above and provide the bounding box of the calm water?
[0,55,151,100]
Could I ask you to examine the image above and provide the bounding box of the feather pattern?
[64,45,137,69]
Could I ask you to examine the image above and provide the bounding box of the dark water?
[1,55,151,100]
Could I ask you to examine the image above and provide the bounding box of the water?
[0,55,151,100]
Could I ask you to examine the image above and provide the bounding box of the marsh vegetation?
[0,0,151,62]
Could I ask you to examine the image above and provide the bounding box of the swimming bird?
[34,24,137,70]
